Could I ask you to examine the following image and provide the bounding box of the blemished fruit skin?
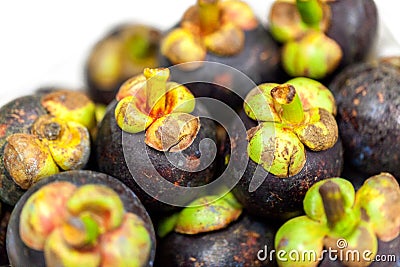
[95,100,218,216]
[155,215,278,267]
[330,61,400,179]
[159,24,287,110]
[6,170,156,267]
[230,110,343,220]
[0,95,47,206]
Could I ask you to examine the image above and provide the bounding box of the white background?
[0,0,399,107]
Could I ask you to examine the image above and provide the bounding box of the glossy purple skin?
[6,170,156,267]
[326,0,378,70]
[330,61,400,179]
[229,110,343,220]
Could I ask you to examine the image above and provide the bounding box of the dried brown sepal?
[145,113,200,152]
[294,108,338,151]
[3,133,59,189]
[204,23,245,56]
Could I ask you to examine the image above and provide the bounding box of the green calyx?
[20,182,152,267]
[247,122,306,178]
[282,30,342,79]
[244,79,338,177]
[268,0,330,43]
[115,68,199,152]
[275,216,327,267]
[268,0,343,79]
[157,192,242,237]
[275,174,400,266]
[285,77,336,115]
[354,172,400,242]
[161,0,257,69]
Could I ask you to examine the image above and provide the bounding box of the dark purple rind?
[6,170,156,267]
[155,214,278,267]
[95,101,217,216]
[0,95,47,206]
[330,61,400,179]
[326,0,378,70]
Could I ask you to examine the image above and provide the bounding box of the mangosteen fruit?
[6,170,156,267]
[275,172,400,267]
[155,192,278,267]
[329,58,400,179]
[158,0,285,110]
[95,68,218,216]
[268,0,378,80]
[85,23,161,104]
[230,77,343,219]
[0,90,96,206]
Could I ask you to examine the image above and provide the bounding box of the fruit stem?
[296,0,323,28]
[271,84,304,125]
[319,181,358,235]
[143,68,169,115]
[198,0,221,35]
[319,181,345,229]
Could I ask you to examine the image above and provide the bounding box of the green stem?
[198,0,221,35]
[271,84,304,124]
[143,68,169,113]
[296,0,323,28]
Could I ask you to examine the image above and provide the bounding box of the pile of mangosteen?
[1,1,400,267]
